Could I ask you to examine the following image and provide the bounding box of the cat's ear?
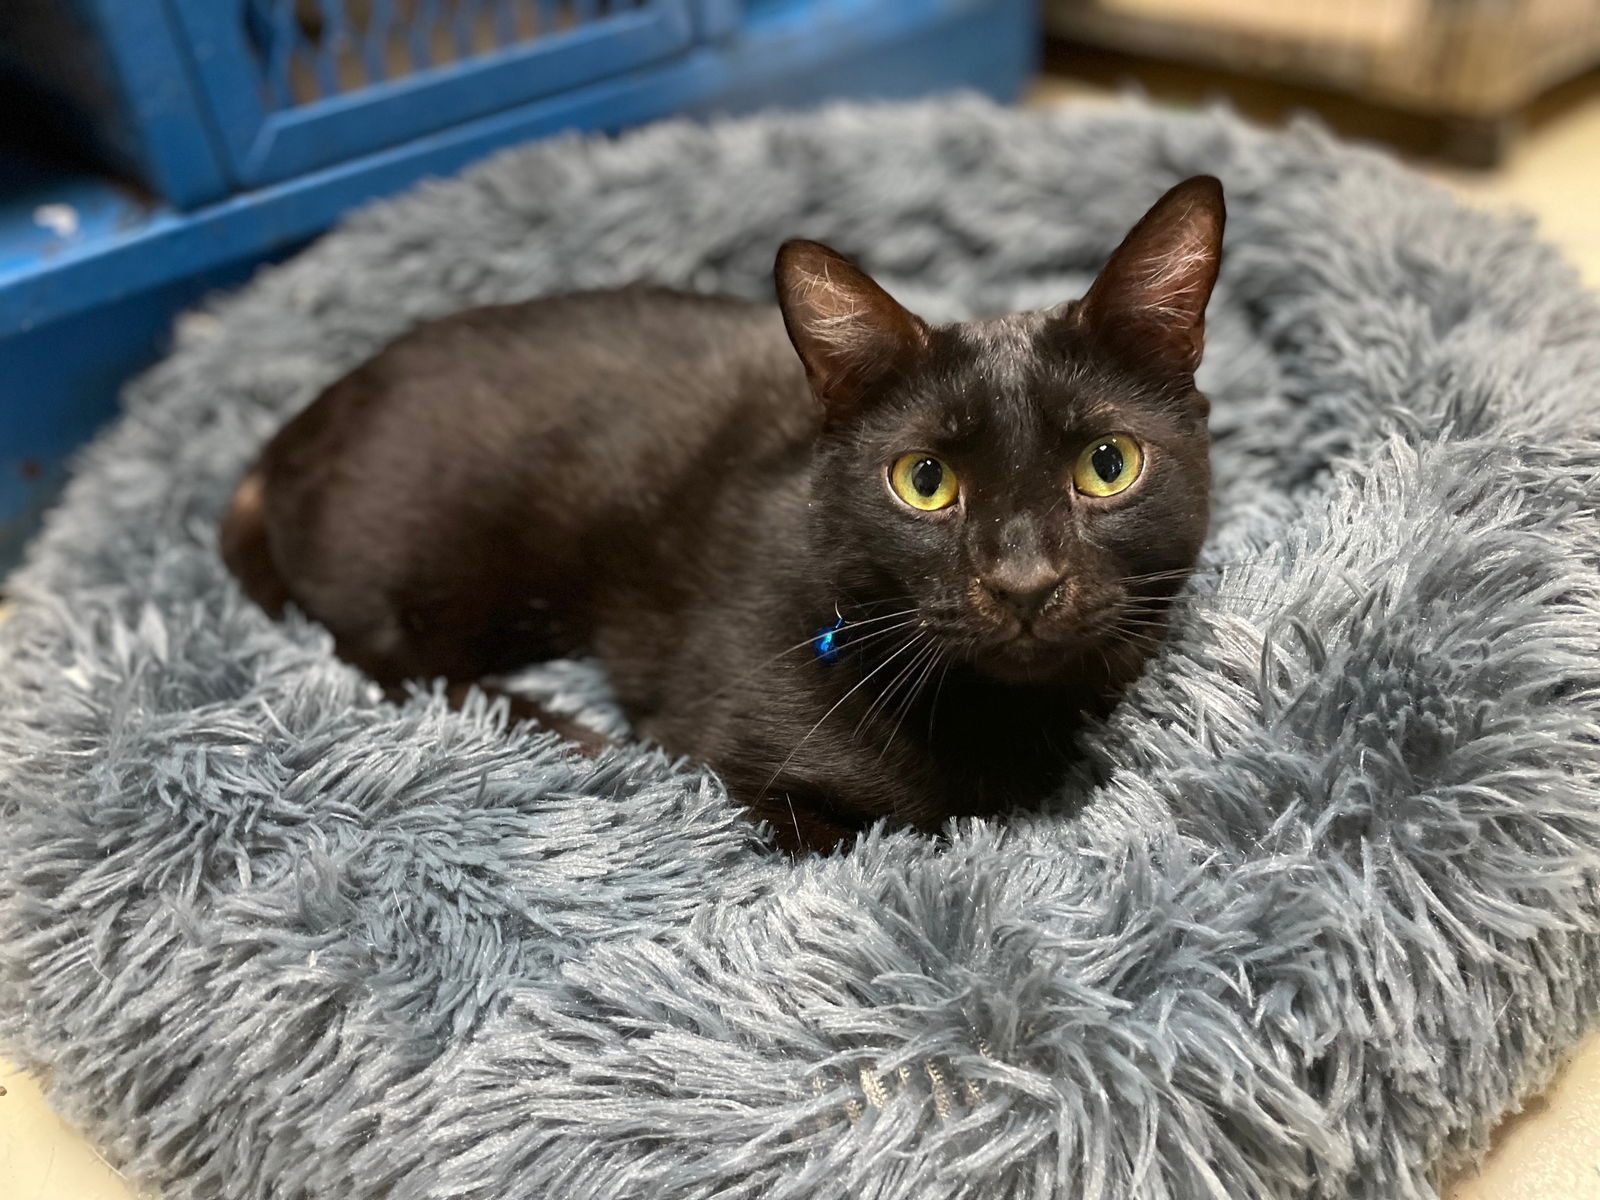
[775,240,930,421]
[1077,175,1225,377]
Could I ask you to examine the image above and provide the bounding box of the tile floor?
[5,64,1600,1200]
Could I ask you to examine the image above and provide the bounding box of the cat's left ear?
[775,240,930,423]
[1076,175,1226,377]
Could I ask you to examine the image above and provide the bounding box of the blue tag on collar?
[812,616,846,665]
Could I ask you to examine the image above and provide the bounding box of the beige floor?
[5,67,1600,1200]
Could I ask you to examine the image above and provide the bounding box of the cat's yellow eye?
[889,453,960,512]
[1073,433,1144,498]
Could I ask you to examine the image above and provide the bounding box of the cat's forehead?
[949,311,1057,383]
[924,311,1111,429]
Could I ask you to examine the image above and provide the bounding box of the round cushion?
[4,97,1600,1199]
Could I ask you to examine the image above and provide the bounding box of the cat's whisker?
[866,633,939,742]
[878,638,946,764]
[1116,606,1172,622]
[1113,626,1171,651]
[1111,620,1172,638]
[1114,631,1173,648]
[1125,588,1282,615]
[758,629,930,801]
[828,624,929,733]
[1110,610,1178,636]
[1105,605,1172,626]
[766,614,919,669]
[853,630,934,741]
[833,620,933,678]
[1119,568,1202,586]
[836,603,923,625]
[673,611,923,717]
[1117,555,1289,598]
[1183,595,1283,614]
[816,613,929,669]
[925,651,957,743]
[1122,556,1273,583]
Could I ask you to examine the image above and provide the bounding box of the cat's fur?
[221,176,1225,853]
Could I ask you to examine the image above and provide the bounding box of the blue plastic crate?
[176,0,702,187]
[0,0,1037,567]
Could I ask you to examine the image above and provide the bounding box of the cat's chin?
[968,634,1099,687]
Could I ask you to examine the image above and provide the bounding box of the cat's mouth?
[978,620,1084,664]
[961,601,1157,685]
[966,634,1103,686]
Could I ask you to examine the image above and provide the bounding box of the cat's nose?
[981,562,1063,620]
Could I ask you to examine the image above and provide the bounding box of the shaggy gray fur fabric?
[4,97,1600,1200]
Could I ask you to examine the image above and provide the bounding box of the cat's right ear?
[775,240,930,423]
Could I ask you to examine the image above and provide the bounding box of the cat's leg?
[439,681,612,757]
[219,469,292,616]
[748,791,873,856]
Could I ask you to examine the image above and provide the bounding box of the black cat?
[222,175,1225,853]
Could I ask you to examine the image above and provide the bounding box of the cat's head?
[776,176,1224,689]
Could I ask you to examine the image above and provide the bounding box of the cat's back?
[361,285,807,438]
[259,285,813,527]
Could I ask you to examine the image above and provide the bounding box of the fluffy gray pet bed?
[5,97,1600,1200]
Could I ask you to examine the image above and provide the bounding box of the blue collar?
[812,616,847,665]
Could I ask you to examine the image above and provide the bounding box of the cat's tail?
[220,467,292,617]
